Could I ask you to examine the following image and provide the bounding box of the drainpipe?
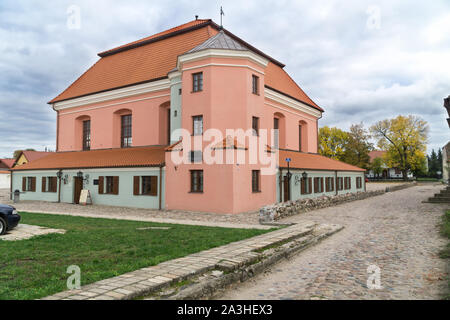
[279,168,283,203]
[335,170,338,196]
[364,171,367,192]
[9,170,12,201]
[159,165,163,210]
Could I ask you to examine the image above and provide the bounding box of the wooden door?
[73,177,83,204]
[283,176,290,202]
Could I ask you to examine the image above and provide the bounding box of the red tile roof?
[0,159,15,169]
[98,19,213,57]
[212,136,247,150]
[49,19,322,112]
[279,149,365,172]
[368,150,386,163]
[20,151,52,162]
[265,62,322,111]
[12,146,165,171]
[49,21,218,103]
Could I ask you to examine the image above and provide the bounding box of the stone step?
[435,194,450,199]
[427,198,450,203]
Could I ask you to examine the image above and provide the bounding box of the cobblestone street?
[219,184,449,300]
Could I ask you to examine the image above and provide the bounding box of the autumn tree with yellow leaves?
[318,126,349,160]
[319,124,373,169]
[370,115,428,181]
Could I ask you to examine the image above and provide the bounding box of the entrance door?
[283,176,290,202]
[73,177,83,204]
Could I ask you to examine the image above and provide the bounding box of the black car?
[0,204,21,235]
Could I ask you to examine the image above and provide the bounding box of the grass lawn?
[0,212,273,300]
[439,210,450,300]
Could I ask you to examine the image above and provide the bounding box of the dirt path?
[218,184,449,300]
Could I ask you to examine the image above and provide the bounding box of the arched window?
[298,120,308,152]
[159,101,171,145]
[113,109,132,148]
[273,112,286,149]
[75,115,91,151]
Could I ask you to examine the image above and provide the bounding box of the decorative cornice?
[264,88,322,118]
[52,78,171,110]
[177,48,269,70]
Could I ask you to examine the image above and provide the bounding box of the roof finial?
[195,15,198,20]
[220,6,225,28]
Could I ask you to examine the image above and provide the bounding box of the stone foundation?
[259,182,416,223]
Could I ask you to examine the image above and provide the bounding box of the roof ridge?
[187,30,249,53]
[98,19,212,57]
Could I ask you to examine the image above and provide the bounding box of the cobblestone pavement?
[0,189,265,229]
[365,182,405,192]
[219,184,449,300]
[43,221,343,300]
[0,223,65,241]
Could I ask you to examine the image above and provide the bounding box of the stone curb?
[152,224,344,300]
[42,222,318,300]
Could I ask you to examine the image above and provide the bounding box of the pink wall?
[55,53,320,213]
[165,57,279,213]
[57,90,171,151]
[264,99,318,153]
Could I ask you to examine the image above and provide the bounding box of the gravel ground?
[218,184,449,300]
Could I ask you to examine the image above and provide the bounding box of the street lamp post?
[56,170,63,203]
[285,158,292,201]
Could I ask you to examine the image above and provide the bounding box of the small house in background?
[367,150,413,179]
[13,150,52,167]
[0,159,14,188]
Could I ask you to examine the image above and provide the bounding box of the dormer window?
[192,72,203,92]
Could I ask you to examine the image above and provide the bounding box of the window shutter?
[42,177,47,192]
[314,178,318,193]
[31,177,36,192]
[321,178,324,192]
[133,176,140,195]
[349,177,351,189]
[98,176,104,194]
[22,177,26,191]
[301,178,306,194]
[113,176,119,195]
[331,178,334,191]
[52,177,58,193]
[308,178,312,194]
[150,176,158,196]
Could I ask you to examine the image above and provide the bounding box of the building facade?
[11,19,365,213]
[366,150,413,179]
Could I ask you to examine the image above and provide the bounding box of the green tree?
[370,115,428,181]
[371,157,384,178]
[318,126,348,160]
[428,149,438,178]
[341,123,373,169]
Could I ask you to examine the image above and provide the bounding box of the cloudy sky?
[0,0,449,158]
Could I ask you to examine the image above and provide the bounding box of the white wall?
[0,173,10,189]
